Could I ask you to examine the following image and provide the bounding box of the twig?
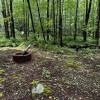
[57,83,66,94]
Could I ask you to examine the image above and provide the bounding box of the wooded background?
[0,0,100,47]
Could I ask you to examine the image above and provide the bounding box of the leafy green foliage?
[80,48,92,53]
[0,0,99,50]
[0,33,23,47]
[42,69,51,78]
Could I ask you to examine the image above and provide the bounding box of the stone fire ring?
[13,52,31,63]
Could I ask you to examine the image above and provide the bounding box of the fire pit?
[13,52,31,63]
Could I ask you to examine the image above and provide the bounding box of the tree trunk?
[50,0,53,34]
[6,0,13,38]
[74,0,79,41]
[27,0,36,40]
[36,0,46,42]
[70,10,72,35]
[95,0,100,46]
[83,0,92,42]
[47,0,49,41]
[92,1,95,39]
[52,0,56,44]
[59,0,63,47]
[23,0,26,38]
[27,13,30,36]
[10,0,15,38]
[25,8,28,40]
[55,0,59,40]
[1,0,9,39]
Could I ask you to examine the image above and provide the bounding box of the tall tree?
[10,0,15,38]
[47,0,49,41]
[25,6,28,40]
[27,13,30,36]
[74,0,79,40]
[83,0,92,41]
[59,0,63,46]
[55,0,59,40]
[1,0,9,38]
[6,0,12,37]
[27,0,36,40]
[92,0,95,39]
[95,0,100,46]
[23,0,26,38]
[36,0,46,42]
[52,0,56,44]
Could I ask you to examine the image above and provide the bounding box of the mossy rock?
[31,82,52,99]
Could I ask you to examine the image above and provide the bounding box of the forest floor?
[0,47,100,100]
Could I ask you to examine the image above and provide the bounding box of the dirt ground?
[0,47,100,100]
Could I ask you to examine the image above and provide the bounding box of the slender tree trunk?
[59,0,63,47]
[6,0,10,33]
[61,0,64,35]
[70,9,72,35]
[83,0,92,41]
[10,0,15,38]
[27,13,30,36]
[92,2,95,39]
[62,0,64,13]
[25,8,28,40]
[23,0,26,38]
[52,0,56,44]
[6,0,10,18]
[6,0,12,38]
[74,0,79,40]
[27,0,36,40]
[50,0,53,34]
[36,0,46,42]
[47,0,49,41]
[95,0,100,46]
[1,0,9,39]
[55,0,59,40]
[65,11,67,34]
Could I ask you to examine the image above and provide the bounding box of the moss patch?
[0,77,5,83]
[67,62,83,69]
[31,81,39,85]
[31,83,52,98]
[68,55,78,58]
[13,77,19,79]
[44,85,52,94]
[0,93,3,98]
[0,69,5,75]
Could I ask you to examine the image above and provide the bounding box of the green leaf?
[96,65,100,67]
